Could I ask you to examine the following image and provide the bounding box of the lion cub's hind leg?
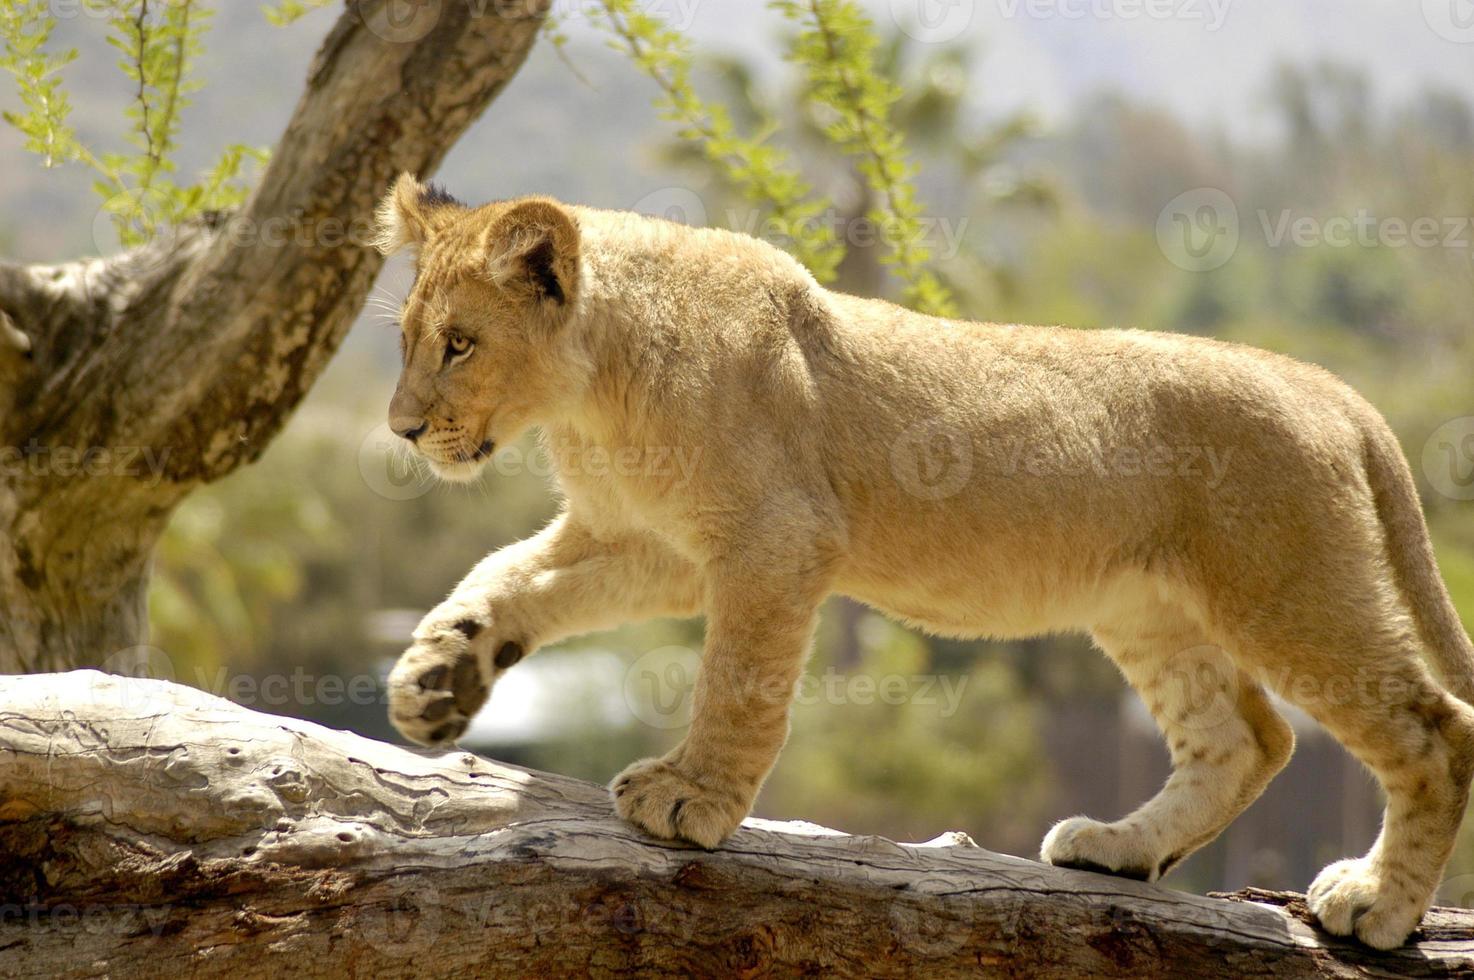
[1043,603,1294,882]
[1258,637,1474,950]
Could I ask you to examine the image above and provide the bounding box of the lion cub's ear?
[481,198,580,311]
[373,172,464,255]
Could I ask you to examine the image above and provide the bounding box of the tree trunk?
[2,672,1472,978]
[0,0,549,672]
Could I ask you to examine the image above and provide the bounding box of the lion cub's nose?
[392,417,428,442]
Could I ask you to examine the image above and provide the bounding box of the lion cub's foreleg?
[612,560,828,848]
[387,514,701,745]
[1043,606,1294,881]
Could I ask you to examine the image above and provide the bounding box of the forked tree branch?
[0,1,550,672]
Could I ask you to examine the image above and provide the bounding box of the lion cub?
[375,174,1474,949]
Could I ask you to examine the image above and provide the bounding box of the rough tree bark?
[0,0,548,673]
[1,672,1472,978]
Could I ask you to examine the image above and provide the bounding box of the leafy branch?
[590,0,845,283]
[775,0,958,317]
[2,0,269,247]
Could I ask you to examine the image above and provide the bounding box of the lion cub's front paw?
[1041,816,1165,882]
[387,610,531,747]
[387,633,490,746]
[610,757,750,849]
[1308,857,1424,950]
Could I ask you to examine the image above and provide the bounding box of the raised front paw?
[610,757,751,849]
[386,615,527,747]
[1308,857,1425,950]
[1041,816,1167,882]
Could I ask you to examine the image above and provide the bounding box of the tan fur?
[375,174,1474,949]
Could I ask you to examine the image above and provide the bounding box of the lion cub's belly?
[835,556,1118,640]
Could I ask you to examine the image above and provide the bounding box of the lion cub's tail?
[1363,420,1474,705]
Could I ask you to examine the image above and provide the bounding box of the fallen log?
[0,671,1470,978]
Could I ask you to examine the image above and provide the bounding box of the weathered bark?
[1,673,1472,978]
[0,0,549,672]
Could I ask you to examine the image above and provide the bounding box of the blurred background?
[5,0,1474,902]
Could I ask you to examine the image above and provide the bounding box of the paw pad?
[390,647,488,746]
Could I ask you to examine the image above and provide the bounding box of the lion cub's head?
[373,173,584,481]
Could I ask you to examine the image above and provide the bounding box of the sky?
[622,0,1474,137]
[5,0,1473,258]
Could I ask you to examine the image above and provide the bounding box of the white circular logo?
[360,882,443,955]
[889,0,976,44]
[92,187,181,272]
[886,875,973,957]
[1156,188,1240,272]
[96,645,177,713]
[1422,416,1474,501]
[631,187,708,228]
[1423,0,1474,43]
[358,421,436,500]
[361,0,442,44]
[890,420,973,500]
[1441,873,1474,908]
[622,646,699,730]
[1156,645,1240,732]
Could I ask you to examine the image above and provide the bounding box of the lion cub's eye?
[443,330,474,365]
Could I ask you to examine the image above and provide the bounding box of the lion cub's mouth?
[423,440,495,484]
[427,440,494,465]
